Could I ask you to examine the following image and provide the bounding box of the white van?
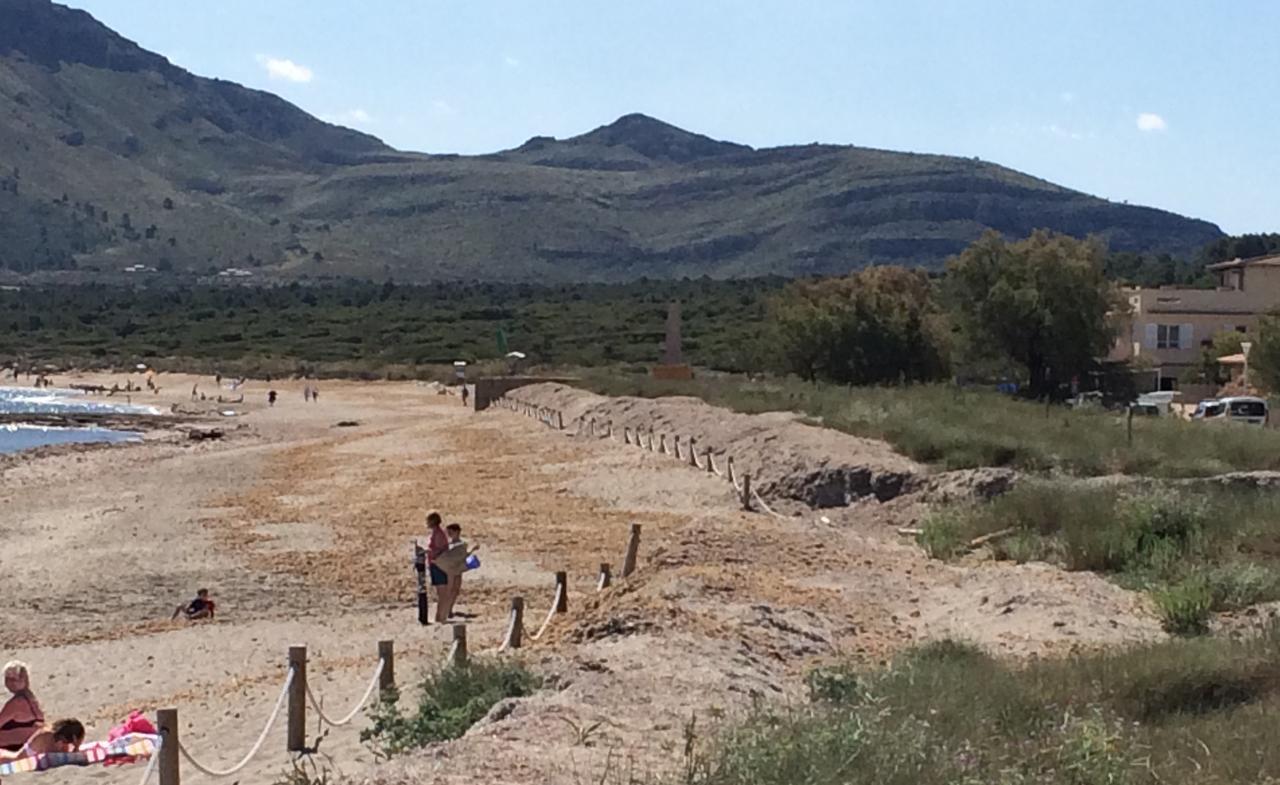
[1192,396,1269,426]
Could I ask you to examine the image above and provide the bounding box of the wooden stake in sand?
[598,562,613,590]
[287,645,307,753]
[555,571,569,612]
[506,597,525,649]
[378,640,395,694]
[741,474,753,511]
[622,523,641,578]
[448,625,469,667]
[157,708,180,785]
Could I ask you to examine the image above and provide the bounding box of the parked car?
[1192,396,1269,426]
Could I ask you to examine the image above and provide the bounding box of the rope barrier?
[527,581,566,642]
[751,487,788,520]
[178,668,295,778]
[305,659,386,727]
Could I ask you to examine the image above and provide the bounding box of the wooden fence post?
[287,645,307,752]
[378,640,395,694]
[688,437,699,467]
[157,708,180,785]
[622,523,641,578]
[555,571,569,612]
[508,596,525,649]
[659,434,667,454]
[742,474,753,511]
[705,451,715,473]
[598,562,613,590]
[448,624,469,666]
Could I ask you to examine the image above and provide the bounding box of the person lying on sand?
[171,589,216,621]
[0,662,43,752]
[0,719,85,763]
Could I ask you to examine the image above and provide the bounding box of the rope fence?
[306,658,386,727]
[174,668,295,778]
[497,393,787,518]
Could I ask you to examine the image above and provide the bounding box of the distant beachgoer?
[268,390,278,407]
[0,719,85,763]
[215,373,222,388]
[311,385,318,402]
[0,662,44,752]
[171,588,216,621]
[460,386,470,407]
[425,512,451,623]
[191,384,199,401]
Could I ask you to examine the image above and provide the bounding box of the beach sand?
[0,372,1164,785]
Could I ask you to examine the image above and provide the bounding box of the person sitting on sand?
[171,589,216,621]
[0,719,85,763]
[0,662,43,752]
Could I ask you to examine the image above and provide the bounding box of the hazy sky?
[62,0,1278,235]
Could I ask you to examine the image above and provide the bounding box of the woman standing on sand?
[0,661,44,752]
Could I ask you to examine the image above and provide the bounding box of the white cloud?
[503,55,521,68]
[1136,112,1167,132]
[256,55,313,84]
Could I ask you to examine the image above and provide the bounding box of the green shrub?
[1154,575,1214,635]
[361,659,540,757]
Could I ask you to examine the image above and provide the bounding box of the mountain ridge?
[0,0,1224,282]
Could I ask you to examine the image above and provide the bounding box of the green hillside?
[0,1,1224,282]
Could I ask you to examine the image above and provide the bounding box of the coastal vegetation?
[920,483,1280,633]
[361,659,540,758]
[681,633,1280,785]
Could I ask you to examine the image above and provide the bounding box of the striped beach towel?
[0,733,158,776]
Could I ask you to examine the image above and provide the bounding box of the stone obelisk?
[653,301,693,380]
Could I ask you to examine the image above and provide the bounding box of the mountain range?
[0,0,1224,283]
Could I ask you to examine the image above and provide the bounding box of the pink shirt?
[426,527,449,564]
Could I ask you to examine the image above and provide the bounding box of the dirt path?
[1,375,1164,785]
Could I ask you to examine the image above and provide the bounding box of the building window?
[1157,324,1181,349]
[1237,325,1248,333]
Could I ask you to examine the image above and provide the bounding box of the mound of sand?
[508,383,923,507]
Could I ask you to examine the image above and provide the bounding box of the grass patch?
[360,659,540,758]
[920,482,1280,633]
[579,373,1280,478]
[683,632,1280,785]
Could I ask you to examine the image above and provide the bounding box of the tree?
[1184,330,1246,386]
[768,266,948,384]
[1247,313,1280,393]
[946,230,1121,398]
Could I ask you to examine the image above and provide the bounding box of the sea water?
[0,423,143,454]
[0,386,156,454]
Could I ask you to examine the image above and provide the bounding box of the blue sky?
[63,0,1278,235]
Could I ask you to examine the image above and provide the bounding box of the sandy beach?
[0,373,1165,785]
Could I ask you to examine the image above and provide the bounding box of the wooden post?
[624,427,632,445]
[378,640,395,694]
[673,436,682,460]
[448,625,468,667]
[726,457,736,485]
[742,474,753,511]
[1127,405,1134,447]
[659,434,667,454]
[558,411,565,430]
[589,418,596,436]
[622,523,641,578]
[688,437,699,466]
[705,451,715,473]
[156,708,180,785]
[598,562,613,590]
[508,597,525,649]
[287,645,307,753]
[555,571,569,612]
